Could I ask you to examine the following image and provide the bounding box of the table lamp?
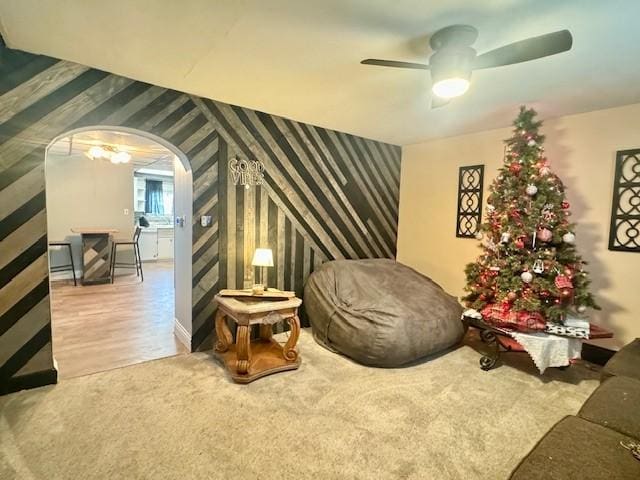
[251,248,273,294]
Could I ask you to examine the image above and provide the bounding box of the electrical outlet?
[123,208,129,215]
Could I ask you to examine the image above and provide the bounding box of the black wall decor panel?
[456,165,484,238]
[608,149,640,252]
[0,43,401,393]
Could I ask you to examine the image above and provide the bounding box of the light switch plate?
[123,208,129,215]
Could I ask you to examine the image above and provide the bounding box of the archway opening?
[45,127,192,379]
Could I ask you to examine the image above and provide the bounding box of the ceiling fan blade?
[473,30,572,70]
[431,96,450,109]
[360,59,430,70]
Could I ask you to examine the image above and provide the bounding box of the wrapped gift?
[545,317,590,339]
[481,303,546,332]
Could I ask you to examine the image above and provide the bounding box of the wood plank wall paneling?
[0,43,401,394]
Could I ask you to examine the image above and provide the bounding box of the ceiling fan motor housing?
[429,46,476,84]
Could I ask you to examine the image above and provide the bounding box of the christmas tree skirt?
[506,330,582,373]
[463,311,612,373]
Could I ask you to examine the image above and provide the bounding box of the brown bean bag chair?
[304,259,464,367]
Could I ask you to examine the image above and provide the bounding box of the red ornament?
[554,275,573,290]
[536,158,549,169]
[509,162,522,174]
[515,238,525,249]
[561,201,570,209]
[537,228,553,242]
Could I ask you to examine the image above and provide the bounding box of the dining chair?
[48,240,77,286]
[110,226,143,282]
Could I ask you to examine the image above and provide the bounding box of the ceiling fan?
[361,25,573,108]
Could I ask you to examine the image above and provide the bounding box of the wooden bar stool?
[48,241,77,286]
[110,227,143,283]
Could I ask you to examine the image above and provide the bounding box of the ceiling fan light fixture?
[429,45,475,99]
[432,77,470,98]
[361,25,573,108]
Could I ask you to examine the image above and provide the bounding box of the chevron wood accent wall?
[192,99,401,341]
[0,43,401,394]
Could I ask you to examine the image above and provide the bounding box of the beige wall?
[398,103,640,349]
[46,152,134,272]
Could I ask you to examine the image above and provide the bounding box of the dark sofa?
[510,338,640,479]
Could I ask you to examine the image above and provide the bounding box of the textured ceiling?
[1,0,640,145]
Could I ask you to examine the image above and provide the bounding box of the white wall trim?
[173,318,191,351]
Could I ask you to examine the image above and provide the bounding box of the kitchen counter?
[139,227,174,261]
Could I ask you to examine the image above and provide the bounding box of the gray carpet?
[0,330,599,479]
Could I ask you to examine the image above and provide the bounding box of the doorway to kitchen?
[45,127,192,379]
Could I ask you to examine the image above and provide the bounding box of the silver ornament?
[475,232,484,240]
[577,305,587,313]
[525,184,538,196]
[562,232,576,244]
[520,271,533,283]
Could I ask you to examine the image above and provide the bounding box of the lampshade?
[251,248,274,267]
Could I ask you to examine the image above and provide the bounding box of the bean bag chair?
[304,259,464,367]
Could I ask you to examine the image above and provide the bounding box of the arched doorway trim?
[45,125,193,352]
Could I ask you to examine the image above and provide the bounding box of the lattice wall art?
[608,149,640,252]
[456,165,484,238]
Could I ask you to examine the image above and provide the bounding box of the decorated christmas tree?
[462,106,599,331]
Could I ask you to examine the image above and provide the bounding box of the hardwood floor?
[51,261,188,379]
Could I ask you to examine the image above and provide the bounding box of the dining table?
[71,228,119,285]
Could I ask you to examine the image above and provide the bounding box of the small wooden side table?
[214,294,302,383]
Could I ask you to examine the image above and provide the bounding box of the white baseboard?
[173,318,191,351]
